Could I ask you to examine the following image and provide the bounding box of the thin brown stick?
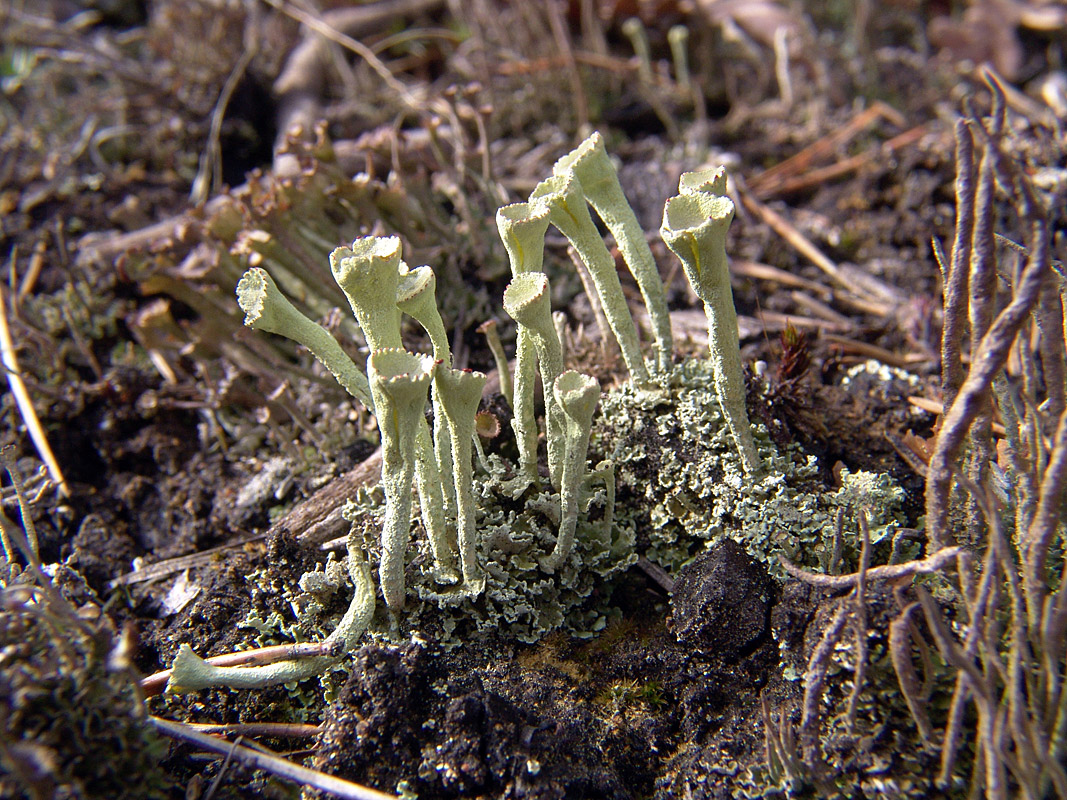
[545,0,588,133]
[748,101,905,196]
[149,717,397,800]
[0,286,69,496]
[737,188,892,314]
[761,125,929,199]
[108,533,268,589]
[186,722,322,739]
[823,334,929,369]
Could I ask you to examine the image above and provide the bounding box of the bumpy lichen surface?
[592,358,906,577]
[267,357,905,650]
[338,460,631,645]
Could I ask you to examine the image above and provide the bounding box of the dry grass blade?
[736,186,894,315]
[0,283,69,497]
[748,102,909,198]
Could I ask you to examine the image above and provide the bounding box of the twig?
[732,259,833,298]
[108,533,268,589]
[762,125,929,198]
[266,0,433,110]
[545,0,588,133]
[747,101,906,197]
[780,546,963,590]
[186,722,322,739]
[149,716,398,800]
[635,556,675,594]
[191,32,257,204]
[788,290,853,329]
[15,239,47,305]
[906,396,1006,437]
[736,186,893,315]
[823,333,928,369]
[0,285,69,496]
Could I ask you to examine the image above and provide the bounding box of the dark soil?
[2,1,1060,798]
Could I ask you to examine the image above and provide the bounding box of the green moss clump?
[0,580,173,799]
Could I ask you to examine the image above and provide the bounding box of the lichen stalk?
[368,349,437,610]
[330,237,451,582]
[329,236,404,351]
[166,535,375,692]
[541,371,601,572]
[436,367,488,595]
[553,132,673,372]
[236,267,373,408]
[530,173,650,382]
[496,203,551,479]
[398,264,457,522]
[504,272,566,488]
[661,188,760,474]
[477,319,513,407]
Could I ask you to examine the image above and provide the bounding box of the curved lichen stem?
[166,533,375,692]
[553,132,673,372]
[530,173,649,382]
[661,184,760,475]
[236,267,373,408]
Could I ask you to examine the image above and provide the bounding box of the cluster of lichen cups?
[167,132,756,693]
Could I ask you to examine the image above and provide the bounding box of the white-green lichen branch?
[196,139,788,694]
[497,202,552,480]
[553,132,673,373]
[330,236,404,351]
[330,236,452,581]
[368,348,437,610]
[504,271,565,487]
[661,180,760,474]
[398,263,457,521]
[236,267,373,408]
[530,173,650,383]
[541,370,601,572]
[166,537,375,692]
[435,366,488,596]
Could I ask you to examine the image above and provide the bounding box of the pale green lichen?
[592,358,905,577]
[179,141,914,694]
[332,454,633,644]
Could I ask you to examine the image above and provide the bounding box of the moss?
[0,583,173,799]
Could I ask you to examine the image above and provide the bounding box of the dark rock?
[669,540,772,660]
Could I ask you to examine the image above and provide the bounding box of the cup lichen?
[169,134,907,696]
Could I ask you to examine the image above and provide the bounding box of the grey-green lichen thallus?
[167,133,781,693]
